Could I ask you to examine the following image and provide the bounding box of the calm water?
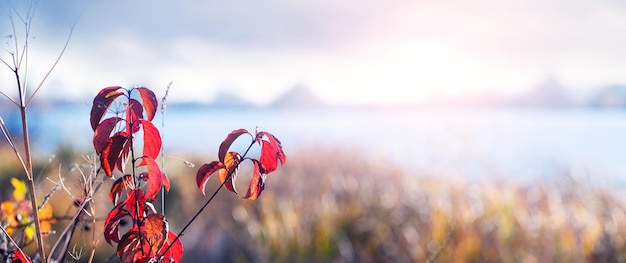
[7,105,626,185]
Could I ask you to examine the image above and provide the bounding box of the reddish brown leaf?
[220,152,240,194]
[245,160,266,200]
[140,213,168,256]
[93,117,123,154]
[139,120,162,160]
[91,86,124,131]
[196,161,225,195]
[104,204,130,245]
[117,228,143,263]
[110,174,134,204]
[159,231,184,262]
[9,249,32,263]
[126,99,144,132]
[218,129,250,163]
[101,133,129,177]
[139,157,164,201]
[136,87,158,122]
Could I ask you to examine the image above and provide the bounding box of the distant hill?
[588,85,626,108]
[269,85,325,108]
[208,90,255,107]
[508,77,578,108]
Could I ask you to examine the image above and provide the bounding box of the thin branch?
[0,89,19,106]
[0,116,29,173]
[159,139,257,258]
[26,15,77,106]
[0,225,28,260]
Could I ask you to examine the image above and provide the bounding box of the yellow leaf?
[11,178,27,202]
[24,224,35,240]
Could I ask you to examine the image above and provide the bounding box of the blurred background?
[3,0,626,262]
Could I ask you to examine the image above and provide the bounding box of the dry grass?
[2,146,626,262]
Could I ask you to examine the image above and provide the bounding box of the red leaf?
[218,129,250,163]
[93,117,123,153]
[163,173,171,192]
[125,190,147,219]
[159,231,184,262]
[196,161,225,195]
[257,132,286,173]
[139,120,162,160]
[127,99,144,131]
[91,86,124,131]
[136,87,158,122]
[110,174,134,204]
[117,228,143,263]
[220,152,240,194]
[245,160,266,200]
[101,133,129,177]
[139,157,164,201]
[104,204,130,245]
[140,213,168,256]
[259,140,279,173]
[9,249,32,263]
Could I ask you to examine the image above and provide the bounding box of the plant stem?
[19,103,46,262]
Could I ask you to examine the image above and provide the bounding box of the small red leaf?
[159,231,184,262]
[218,129,250,163]
[196,161,225,195]
[163,174,171,192]
[126,99,144,130]
[125,190,147,219]
[93,117,123,153]
[139,120,162,160]
[136,87,158,122]
[117,228,142,263]
[104,204,130,245]
[9,249,32,263]
[139,157,164,201]
[245,160,266,200]
[220,152,240,194]
[91,86,124,131]
[110,174,134,204]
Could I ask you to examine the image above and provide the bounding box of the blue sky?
[2,0,626,105]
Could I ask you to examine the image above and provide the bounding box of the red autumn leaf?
[9,249,32,263]
[90,86,124,131]
[136,87,158,122]
[219,152,240,194]
[104,204,130,245]
[196,161,225,195]
[93,117,123,154]
[218,129,250,163]
[110,174,134,204]
[139,120,162,160]
[125,190,147,220]
[101,132,129,177]
[117,228,144,263]
[245,159,266,200]
[257,132,286,173]
[163,173,171,192]
[126,99,144,133]
[139,157,164,201]
[159,231,184,263]
[140,213,168,256]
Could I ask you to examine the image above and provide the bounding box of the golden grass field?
[2,145,626,262]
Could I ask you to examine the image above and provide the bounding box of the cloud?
[4,0,626,104]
